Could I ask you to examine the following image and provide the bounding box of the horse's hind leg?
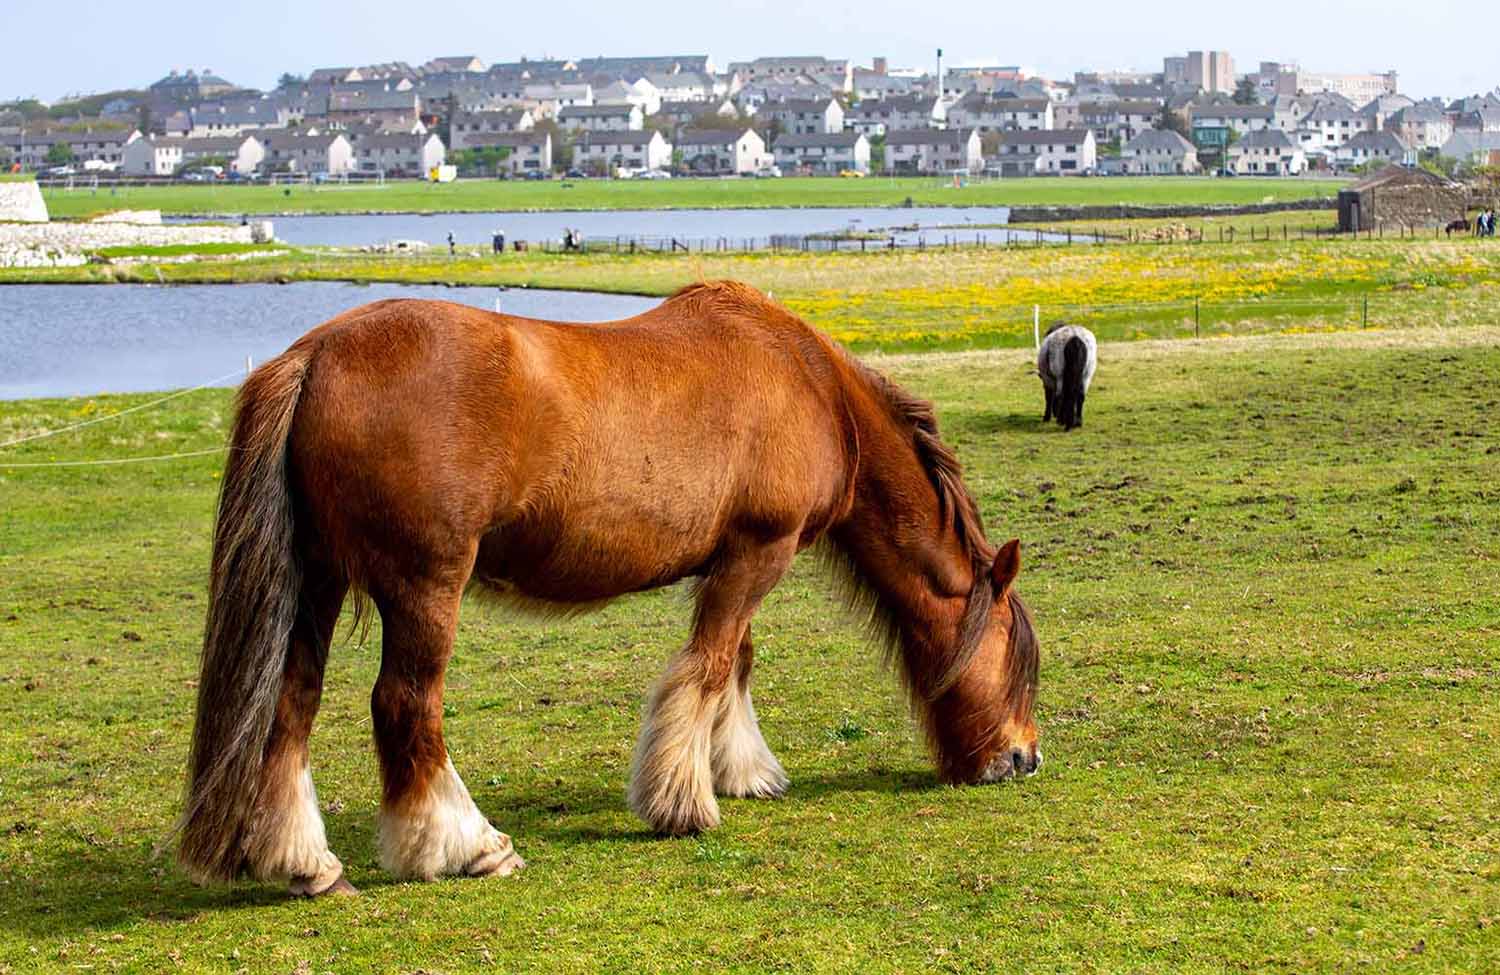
[243,566,354,897]
[630,537,796,834]
[371,573,522,881]
[711,627,788,799]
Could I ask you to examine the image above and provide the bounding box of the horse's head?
[924,539,1042,785]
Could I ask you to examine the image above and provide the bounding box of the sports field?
[36,175,1345,218]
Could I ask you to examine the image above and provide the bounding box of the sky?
[5,0,1493,103]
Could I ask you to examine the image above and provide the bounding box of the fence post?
[1194,296,1201,338]
[1034,305,1040,350]
[1363,295,1368,329]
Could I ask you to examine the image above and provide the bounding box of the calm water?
[175,206,1027,248]
[0,283,656,400]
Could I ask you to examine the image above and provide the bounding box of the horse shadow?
[0,766,944,939]
[958,412,1055,436]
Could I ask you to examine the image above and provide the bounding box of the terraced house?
[992,128,1097,175]
[947,94,1054,133]
[352,132,446,176]
[1227,129,1306,175]
[674,128,768,174]
[4,128,140,170]
[1121,129,1198,174]
[459,130,552,175]
[557,103,643,133]
[575,130,671,174]
[1078,100,1159,145]
[771,131,869,174]
[121,134,265,176]
[259,131,354,175]
[843,95,944,137]
[882,128,982,174]
[447,108,535,150]
[758,97,844,135]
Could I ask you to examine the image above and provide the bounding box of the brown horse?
[176,281,1041,897]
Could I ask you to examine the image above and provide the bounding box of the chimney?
[873,56,888,76]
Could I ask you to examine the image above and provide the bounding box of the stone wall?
[1008,197,1335,224]
[0,181,49,223]
[0,221,257,268]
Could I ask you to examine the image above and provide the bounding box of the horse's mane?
[667,280,1032,704]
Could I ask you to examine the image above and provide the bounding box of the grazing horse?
[177,281,1042,897]
[1445,218,1471,238]
[1037,323,1098,431]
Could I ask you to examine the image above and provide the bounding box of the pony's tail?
[177,349,312,884]
[1061,336,1087,429]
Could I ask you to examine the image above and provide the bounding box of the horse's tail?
[1061,335,1087,428]
[177,348,312,884]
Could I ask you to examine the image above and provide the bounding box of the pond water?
[173,206,1041,249]
[0,283,656,400]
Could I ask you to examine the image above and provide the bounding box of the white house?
[758,98,844,135]
[844,95,944,137]
[121,136,184,175]
[460,131,553,175]
[576,130,672,175]
[354,132,446,176]
[260,132,355,175]
[883,128,983,174]
[674,128,769,174]
[1079,100,1160,145]
[1338,130,1415,170]
[992,128,1097,175]
[1388,104,1452,151]
[772,131,870,174]
[1296,101,1369,158]
[1121,129,1199,174]
[449,108,535,150]
[557,103,643,133]
[1228,129,1307,175]
[947,95,1054,133]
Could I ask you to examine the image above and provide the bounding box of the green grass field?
[37,176,1345,219]
[1,326,1497,972]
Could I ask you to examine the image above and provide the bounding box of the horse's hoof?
[289,870,359,898]
[465,846,525,878]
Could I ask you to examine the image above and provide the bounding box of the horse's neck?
[833,398,973,641]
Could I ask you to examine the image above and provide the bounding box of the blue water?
[174,206,1028,249]
[0,282,656,400]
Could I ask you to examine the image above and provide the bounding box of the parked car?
[523,170,547,181]
[754,165,782,179]
[839,169,866,178]
[564,168,586,179]
[641,169,672,180]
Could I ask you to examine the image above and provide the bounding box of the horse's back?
[283,287,855,601]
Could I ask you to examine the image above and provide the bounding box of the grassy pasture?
[1,326,1497,972]
[37,175,1345,219]
[11,237,1500,353]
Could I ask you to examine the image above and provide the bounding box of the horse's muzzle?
[980,746,1043,783]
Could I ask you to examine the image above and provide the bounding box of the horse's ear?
[990,539,1021,595]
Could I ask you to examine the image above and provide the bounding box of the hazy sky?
[6,0,1492,103]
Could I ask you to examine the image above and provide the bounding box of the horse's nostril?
[1011,749,1025,770]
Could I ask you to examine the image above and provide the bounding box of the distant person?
[492,230,505,255]
[447,231,456,256]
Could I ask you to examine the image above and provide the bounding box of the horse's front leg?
[629,537,797,834]
[711,626,789,799]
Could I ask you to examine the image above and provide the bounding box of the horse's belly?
[475,472,733,603]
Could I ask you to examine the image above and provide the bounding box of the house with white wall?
[575,130,672,174]
[772,131,869,174]
[992,128,1097,175]
[883,128,982,174]
[1228,129,1307,175]
[674,128,768,174]
[353,132,446,176]
[558,103,643,133]
[1121,129,1198,174]
[758,98,844,135]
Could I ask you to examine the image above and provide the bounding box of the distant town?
[4,51,1498,181]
